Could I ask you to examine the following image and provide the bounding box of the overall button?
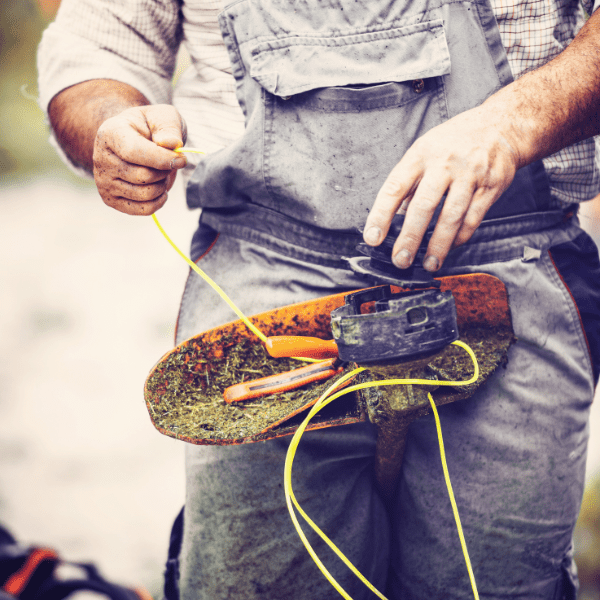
[412,79,425,93]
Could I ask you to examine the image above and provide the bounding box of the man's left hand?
[363,104,521,272]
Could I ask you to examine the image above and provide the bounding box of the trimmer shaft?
[330,286,459,364]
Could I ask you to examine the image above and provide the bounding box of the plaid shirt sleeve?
[38,0,600,203]
[37,0,183,175]
[38,0,182,109]
[491,0,600,203]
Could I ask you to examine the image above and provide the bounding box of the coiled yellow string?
[284,341,480,600]
[152,186,479,600]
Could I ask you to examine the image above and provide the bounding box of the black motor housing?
[330,286,459,364]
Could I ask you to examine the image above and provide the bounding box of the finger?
[364,159,422,246]
[390,175,449,269]
[109,177,170,203]
[119,166,171,185]
[420,181,475,271]
[94,158,171,210]
[452,187,500,248]
[103,192,169,216]
[99,147,173,185]
[102,125,183,171]
[97,108,186,171]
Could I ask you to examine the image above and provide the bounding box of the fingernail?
[170,156,186,169]
[393,249,412,269]
[423,255,440,272]
[364,226,382,245]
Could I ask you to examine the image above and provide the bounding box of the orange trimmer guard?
[144,273,514,445]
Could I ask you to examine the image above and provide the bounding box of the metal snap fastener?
[412,79,425,93]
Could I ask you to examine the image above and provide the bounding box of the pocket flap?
[250,20,451,97]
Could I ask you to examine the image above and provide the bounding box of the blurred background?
[1,1,600,598]
[0,1,191,597]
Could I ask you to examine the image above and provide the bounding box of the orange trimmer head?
[144,273,515,446]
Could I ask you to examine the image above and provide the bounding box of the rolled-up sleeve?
[38,0,182,109]
[37,0,183,174]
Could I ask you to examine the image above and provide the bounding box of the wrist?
[478,87,539,172]
[48,80,150,173]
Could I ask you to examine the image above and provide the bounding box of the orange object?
[145,273,513,445]
[3,548,59,596]
[36,0,62,19]
[266,336,338,359]
[223,358,343,403]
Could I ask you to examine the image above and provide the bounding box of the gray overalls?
[170,0,600,597]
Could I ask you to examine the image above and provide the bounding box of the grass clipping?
[146,324,515,443]
[146,336,347,442]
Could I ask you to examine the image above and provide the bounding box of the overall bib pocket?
[247,21,451,229]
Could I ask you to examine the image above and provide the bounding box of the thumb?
[143,105,187,151]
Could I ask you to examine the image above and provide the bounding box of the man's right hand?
[92,104,187,215]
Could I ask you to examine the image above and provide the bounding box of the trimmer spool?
[144,273,513,446]
[330,286,459,365]
[336,217,459,366]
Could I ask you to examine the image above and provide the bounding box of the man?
[38,0,600,597]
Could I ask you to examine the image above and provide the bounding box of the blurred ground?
[1,1,600,598]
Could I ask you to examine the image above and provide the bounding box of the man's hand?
[93,104,187,215]
[48,80,188,215]
[363,105,520,272]
[363,8,600,272]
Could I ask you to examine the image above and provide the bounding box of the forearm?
[48,79,150,173]
[489,9,600,169]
